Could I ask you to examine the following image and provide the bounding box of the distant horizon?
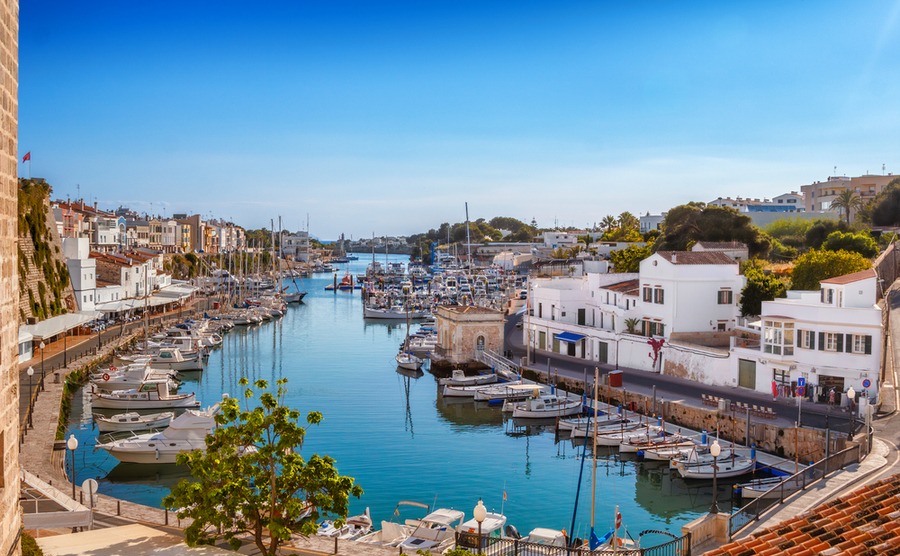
[19,1,900,238]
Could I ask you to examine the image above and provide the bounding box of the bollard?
[165,509,169,525]
[334,536,338,554]
[701,430,708,445]
[117,500,121,515]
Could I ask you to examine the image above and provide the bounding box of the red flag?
[503,490,507,501]
[22,151,30,162]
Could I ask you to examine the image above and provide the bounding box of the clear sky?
[18,1,900,239]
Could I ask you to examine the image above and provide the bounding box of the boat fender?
[155,447,160,461]
[110,365,118,372]
[504,524,521,539]
[102,373,110,381]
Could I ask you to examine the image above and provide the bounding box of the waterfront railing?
[728,445,862,540]
[454,530,691,555]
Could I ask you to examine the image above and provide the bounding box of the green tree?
[764,218,813,251]
[624,317,641,334]
[790,249,871,290]
[768,239,798,262]
[600,214,617,233]
[164,378,362,556]
[804,219,848,250]
[740,265,787,317]
[656,204,771,258]
[829,189,865,225]
[609,244,652,273]
[821,231,878,258]
[870,178,900,226]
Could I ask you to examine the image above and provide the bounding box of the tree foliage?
[821,231,878,258]
[804,219,848,250]
[655,204,771,258]
[870,178,900,227]
[789,249,871,290]
[163,378,362,556]
[740,263,787,317]
[600,212,642,242]
[609,244,652,273]
[764,218,813,251]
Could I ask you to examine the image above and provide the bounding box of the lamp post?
[473,498,487,554]
[39,341,45,391]
[847,386,857,434]
[67,434,78,500]
[709,441,721,514]
[26,366,34,428]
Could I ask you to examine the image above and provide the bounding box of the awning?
[556,331,586,343]
[19,311,103,341]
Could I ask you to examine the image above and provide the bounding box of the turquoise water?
[67,254,729,543]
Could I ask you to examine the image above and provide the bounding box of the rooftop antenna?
[834,165,837,176]
[883,163,886,175]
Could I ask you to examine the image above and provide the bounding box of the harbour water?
[67,254,732,544]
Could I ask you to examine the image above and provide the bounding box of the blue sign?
[797,377,806,387]
[863,378,872,389]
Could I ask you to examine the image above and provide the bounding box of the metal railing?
[728,445,861,539]
[452,531,690,555]
[475,348,521,377]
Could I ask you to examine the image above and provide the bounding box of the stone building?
[1,1,20,554]
[434,306,505,365]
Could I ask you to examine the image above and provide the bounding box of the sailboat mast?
[590,367,599,529]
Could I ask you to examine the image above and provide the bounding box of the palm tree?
[601,215,617,233]
[624,317,641,334]
[617,211,639,233]
[830,189,864,225]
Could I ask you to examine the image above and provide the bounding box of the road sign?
[863,378,872,388]
[797,377,806,387]
[796,386,805,397]
[81,478,99,508]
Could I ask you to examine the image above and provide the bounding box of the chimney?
[671,253,677,263]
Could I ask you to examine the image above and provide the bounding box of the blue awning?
[556,331,586,343]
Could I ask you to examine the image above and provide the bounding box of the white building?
[733,269,882,402]
[691,241,749,262]
[639,213,665,234]
[63,237,97,311]
[638,251,745,337]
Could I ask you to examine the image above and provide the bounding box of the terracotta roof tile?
[656,251,736,265]
[820,269,876,285]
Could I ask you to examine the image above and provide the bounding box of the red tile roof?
[820,269,876,285]
[703,473,900,556]
[656,251,736,265]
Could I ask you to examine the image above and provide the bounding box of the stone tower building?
[0,1,20,554]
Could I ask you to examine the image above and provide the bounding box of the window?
[851,334,873,355]
[717,290,733,305]
[653,287,664,304]
[642,287,652,302]
[764,320,794,356]
[821,332,840,352]
[643,320,665,337]
[773,369,790,385]
[797,330,815,349]
[821,288,834,304]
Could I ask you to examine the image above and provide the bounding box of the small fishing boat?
[500,526,567,554]
[316,508,373,540]
[675,453,756,479]
[473,382,543,402]
[91,380,200,410]
[735,475,804,500]
[90,363,180,393]
[438,369,499,387]
[396,351,423,371]
[503,393,583,419]
[94,411,174,433]
[641,444,699,462]
[454,509,507,552]
[145,346,204,371]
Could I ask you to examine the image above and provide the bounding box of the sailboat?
[396,295,423,371]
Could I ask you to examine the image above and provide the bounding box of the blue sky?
[18,1,900,239]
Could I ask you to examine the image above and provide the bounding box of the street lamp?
[473,498,487,554]
[847,386,857,437]
[66,434,78,500]
[709,441,721,514]
[38,341,45,391]
[26,366,34,427]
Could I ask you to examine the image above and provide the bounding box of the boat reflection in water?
[634,460,738,517]
[103,462,193,491]
[435,392,505,428]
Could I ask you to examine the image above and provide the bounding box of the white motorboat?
[454,510,507,552]
[316,508,373,540]
[473,382,541,402]
[594,425,655,447]
[91,380,200,410]
[567,416,635,439]
[396,351,423,371]
[675,454,756,479]
[90,363,179,393]
[94,410,174,433]
[357,500,429,547]
[442,382,503,398]
[641,444,698,462]
[143,347,203,372]
[396,508,465,553]
[95,402,222,463]
[504,393,583,419]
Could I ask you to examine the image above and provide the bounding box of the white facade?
[732,269,882,402]
[638,251,744,337]
[540,231,580,249]
[639,213,665,233]
[63,237,97,311]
